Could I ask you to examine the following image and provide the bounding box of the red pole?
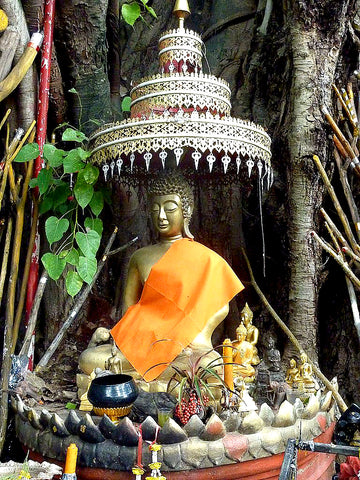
[25,0,56,367]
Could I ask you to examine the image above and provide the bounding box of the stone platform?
[12,389,336,478]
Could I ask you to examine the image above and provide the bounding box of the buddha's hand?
[88,327,110,347]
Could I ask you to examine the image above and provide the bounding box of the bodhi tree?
[1,0,360,406]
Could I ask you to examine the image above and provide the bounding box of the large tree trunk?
[285,1,353,362]
[54,0,112,133]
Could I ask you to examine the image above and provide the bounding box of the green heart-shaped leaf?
[43,144,65,167]
[65,270,83,297]
[84,217,103,236]
[13,143,40,162]
[89,191,104,216]
[74,179,94,209]
[41,253,66,280]
[77,256,97,284]
[83,163,99,184]
[65,248,80,266]
[45,216,69,245]
[62,128,88,143]
[122,2,141,25]
[75,230,100,258]
[37,168,53,196]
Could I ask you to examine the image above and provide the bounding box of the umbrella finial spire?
[173,0,190,29]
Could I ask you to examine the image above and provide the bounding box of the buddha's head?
[289,358,296,368]
[148,173,194,239]
[241,303,253,325]
[300,352,307,364]
[235,323,247,342]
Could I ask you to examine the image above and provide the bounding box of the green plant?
[121,0,157,27]
[14,126,109,297]
[164,347,236,425]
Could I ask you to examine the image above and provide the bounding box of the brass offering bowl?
[88,374,139,422]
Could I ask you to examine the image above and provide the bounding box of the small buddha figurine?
[298,353,316,393]
[285,358,301,389]
[78,173,244,390]
[264,334,282,372]
[232,323,256,383]
[240,303,260,365]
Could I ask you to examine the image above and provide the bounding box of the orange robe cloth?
[111,238,244,381]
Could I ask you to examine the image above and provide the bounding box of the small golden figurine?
[240,303,260,365]
[285,358,301,389]
[299,353,316,393]
[232,324,256,383]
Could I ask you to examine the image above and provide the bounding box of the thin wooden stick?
[0,108,11,133]
[0,217,13,307]
[333,135,348,159]
[321,105,360,177]
[321,208,351,251]
[311,230,360,290]
[313,155,360,254]
[19,270,49,357]
[345,277,360,339]
[0,128,23,209]
[333,148,360,242]
[325,221,342,254]
[346,81,358,126]
[241,247,348,412]
[341,246,360,265]
[332,84,357,129]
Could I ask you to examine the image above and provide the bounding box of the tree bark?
[54,0,112,132]
[285,0,353,361]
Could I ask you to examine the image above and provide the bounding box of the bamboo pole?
[0,216,13,306]
[313,155,360,254]
[10,162,35,352]
[241,247,348,413]
[0,108,11,132]
[0,128,23,209]
[0,32,43,102]
[0,127,36,455]
[12,199,39,353]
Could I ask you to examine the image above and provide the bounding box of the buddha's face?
[236,330,246,342]
[151,194,184,238]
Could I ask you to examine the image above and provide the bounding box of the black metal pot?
[88,374,139,419]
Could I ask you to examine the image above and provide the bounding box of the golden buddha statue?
[240,303,260,365]
[285,358,301,389]
[78,173,244,392]
[298,353,316,393]
[232,323,256,383]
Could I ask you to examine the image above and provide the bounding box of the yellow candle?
[64,443,78,474]
[223,338,234,392]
